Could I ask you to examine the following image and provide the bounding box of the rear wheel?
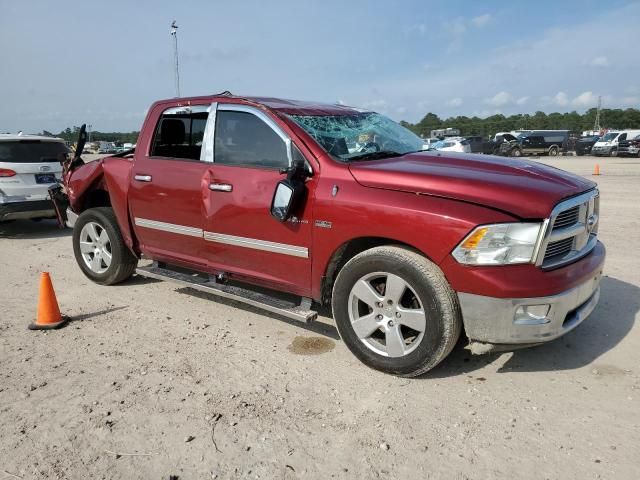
[72,207,137,285]
[332,246,461,377]
[548,146,559,156]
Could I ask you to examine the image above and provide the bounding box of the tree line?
[40,126,139,144]
[37,107,640,142]
[400,107,640,138]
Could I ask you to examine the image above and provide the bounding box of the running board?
[135,264,318,323]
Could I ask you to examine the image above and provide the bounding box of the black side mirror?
[271,179,305,222]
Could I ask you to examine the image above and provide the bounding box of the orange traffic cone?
[29,272,69,330]
[593,164,600,176]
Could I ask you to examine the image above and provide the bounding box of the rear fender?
[67,157,138,252]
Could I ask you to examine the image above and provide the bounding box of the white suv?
[0,134,68,221]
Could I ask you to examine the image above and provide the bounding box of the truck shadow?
[0,219,71,239]
[425,276,638,378]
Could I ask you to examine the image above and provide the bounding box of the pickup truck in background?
[51,93,605,376]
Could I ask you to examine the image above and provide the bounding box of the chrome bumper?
[458,272,602,347]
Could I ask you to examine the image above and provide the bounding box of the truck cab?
[55,93,605,376]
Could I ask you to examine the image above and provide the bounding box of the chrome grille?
[537,190,599,269]
[553,206,580,228]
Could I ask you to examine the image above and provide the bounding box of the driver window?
[214,111,288,169]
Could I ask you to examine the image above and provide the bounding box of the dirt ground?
[1,154,639,480]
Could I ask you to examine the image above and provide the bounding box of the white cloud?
[486,91,513,107]
[447,97,463,107]
[395,106,407,115]
[471,14,491,27]
[621,96,639,106]
[589,56,609,67]
[572,91,598,107]
[516,96,529,105]
[553,92,569,107]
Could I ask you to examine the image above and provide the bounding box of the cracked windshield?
[288,112,425,161]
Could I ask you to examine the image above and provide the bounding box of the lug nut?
[387,300,393,305]
[388,320,395,327]
[376,314,383,320]
[395,312,401,318]
[376,302,383,308]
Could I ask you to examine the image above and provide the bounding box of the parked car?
[617,134,640,157]
[592,130,640,157]
[501,130,569,157]
[482,133,517,155]
[575,135,600,156]
[463,136,484,153]
[51,94,605,376]
[429,137,471,153]
[0,134,68,222]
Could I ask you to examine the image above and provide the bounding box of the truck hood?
[348,152,596,218]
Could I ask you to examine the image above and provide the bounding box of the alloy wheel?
[78,221,112,274]
[347,272,427,357]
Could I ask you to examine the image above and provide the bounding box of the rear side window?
[214,111,287,169]
[0,141,68,163]
[150,107,208,160]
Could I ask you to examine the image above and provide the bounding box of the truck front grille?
[538,190,599,269]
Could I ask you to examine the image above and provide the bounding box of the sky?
[1,0,639,133]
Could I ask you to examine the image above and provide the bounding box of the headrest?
[160,119,186,145]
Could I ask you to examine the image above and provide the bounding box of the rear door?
[0,140,66,201]
[127,104,212,267]
[202,104,314,296]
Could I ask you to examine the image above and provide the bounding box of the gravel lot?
[1,154,638,479]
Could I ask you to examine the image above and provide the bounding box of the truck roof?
[154,93,363,116]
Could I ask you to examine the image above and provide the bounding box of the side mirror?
[271,179,305,222]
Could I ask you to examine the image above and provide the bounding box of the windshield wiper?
[348,150,405,162]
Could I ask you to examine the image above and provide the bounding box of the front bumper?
[592,145,614,156]
[458,268,603,347]
[0,200,56,221]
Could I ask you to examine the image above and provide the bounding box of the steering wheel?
[359,142,381,153]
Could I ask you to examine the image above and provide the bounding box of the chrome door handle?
[209,183,233,192]
[134,174,152,182]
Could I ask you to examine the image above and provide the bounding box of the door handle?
[209,183,233,192]
[134,174,152,182]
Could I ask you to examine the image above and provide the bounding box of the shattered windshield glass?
[287,112,424,161]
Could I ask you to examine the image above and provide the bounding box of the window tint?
[214,110,287,168]
[618,133,627,141]
[0,141,68,163]
[150,109,208,160]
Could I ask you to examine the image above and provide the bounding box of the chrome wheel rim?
[347,272,426,358]
[79,221,112,274]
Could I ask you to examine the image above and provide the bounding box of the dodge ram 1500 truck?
[51,93,605,376]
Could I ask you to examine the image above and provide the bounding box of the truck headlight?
[452,223,543,265]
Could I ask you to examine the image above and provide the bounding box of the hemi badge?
[314,220,332,229]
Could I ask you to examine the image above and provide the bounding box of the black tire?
[331,246,462,377]
[511,148,522,157]
[72,207,137,285]
[548,146,559,156]
[609,149,618,157]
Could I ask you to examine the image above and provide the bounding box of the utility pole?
[170,20,181,97]
[594,96,602,132]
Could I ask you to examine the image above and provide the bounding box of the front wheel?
[609,149,618,157]
[548,146,559,156]
[511,148,522,157]
[72,207,138,285]
[332,246,462,377]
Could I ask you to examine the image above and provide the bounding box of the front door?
[203,104,314,296]
[128,104,211,267]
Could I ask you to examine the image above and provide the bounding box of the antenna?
[594,95,601,132]
[170,20,181,97]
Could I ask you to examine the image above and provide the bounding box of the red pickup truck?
[52,93,605,376]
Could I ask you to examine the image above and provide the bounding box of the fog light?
[514,304,551,325]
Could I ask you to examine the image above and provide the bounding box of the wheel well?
[320,237,420,306]
[83,189,111,210]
